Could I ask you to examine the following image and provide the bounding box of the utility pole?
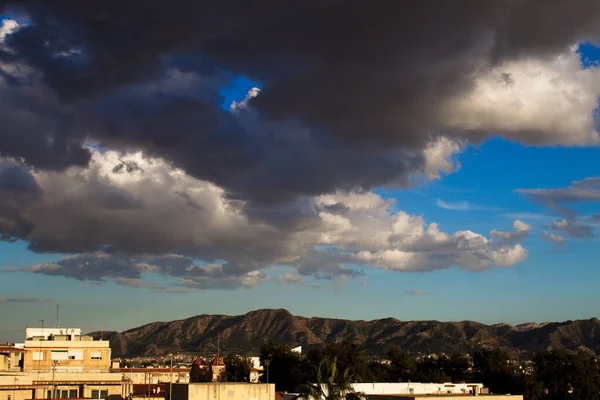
[169,354,173,400]
[51,361,56,399]
[55,305,60,328]
[265,360,269,384]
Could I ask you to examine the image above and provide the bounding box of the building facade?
[22,328,111,373]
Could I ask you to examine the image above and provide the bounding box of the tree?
[297,356,365,400]
[224,353,253,382]
[366,360,393,382]
[259,342,307,392]
[472,349,521,394]
[414,356,450,383]
[534,350,600,400]
[386,346,417,382]
[322,341,369,382]
[190,363,212,383]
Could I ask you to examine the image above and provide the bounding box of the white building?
[351,382,484,396]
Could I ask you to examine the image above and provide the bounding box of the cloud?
[0,152,530,288]
[409,289,426,296]
[440,48,600,145]
[550,219,594,238]
[0,1,598,204]
[276,272,305,285]
[517,177,600,204]
[0,297,52,303]
[541,231,565,245]
[490,220,531,246]
[502,212,551,221]
[436,199,500,211]
[422,137,464,180]
[517,177,599,238]
[5,1,598,288]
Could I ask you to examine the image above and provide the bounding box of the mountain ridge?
[90,309,600,359]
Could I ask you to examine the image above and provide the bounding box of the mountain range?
[90,309,600,359]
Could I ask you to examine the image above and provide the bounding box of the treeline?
[249,341,599,400]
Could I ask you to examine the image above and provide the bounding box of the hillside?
[90,309,600,359]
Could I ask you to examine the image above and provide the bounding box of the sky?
[1,1,600,342]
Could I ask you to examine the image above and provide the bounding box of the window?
[33,352,44,361]
[51,350,68,361]
[91,390,108,399]
[48,390,77,399]
[90,351,102,360]
[67,350,83,360]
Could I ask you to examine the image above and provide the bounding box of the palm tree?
[297,357,365,400]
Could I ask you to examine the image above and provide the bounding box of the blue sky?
[1,11,600,343]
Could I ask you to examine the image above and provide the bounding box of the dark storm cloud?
[3,252,269,290]
[0,0,599,204]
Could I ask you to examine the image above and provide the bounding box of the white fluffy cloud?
[421,136,464,180]
[0,149,530,288]
[440,47,600,145]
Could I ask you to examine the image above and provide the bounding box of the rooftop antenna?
[55,305,60,328]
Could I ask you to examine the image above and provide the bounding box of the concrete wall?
[173,383,275,400]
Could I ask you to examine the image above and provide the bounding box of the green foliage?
[189,363,212,383]
[259,341,308,392]
[257,340,600,400]
[224,353,253,382]
[297,356,365,400]
[321,341,369,383]
[386,346,417,382]
[473,349,522,394]
[533,350,600,400]
[366,360,393,382]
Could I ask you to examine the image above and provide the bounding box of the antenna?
[55,305,60,328]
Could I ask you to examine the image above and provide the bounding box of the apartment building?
[22,328,111,373]
[0,327,130,400]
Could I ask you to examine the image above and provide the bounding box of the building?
[248,358,262,384]
[351,383,485,396]
[282,383,506,400]
[0,327,131,400]
[0,370,131,400]
[367,396,522,400]
[0,346,25,372]
[22,328,111,373]
[171,383,274,400]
